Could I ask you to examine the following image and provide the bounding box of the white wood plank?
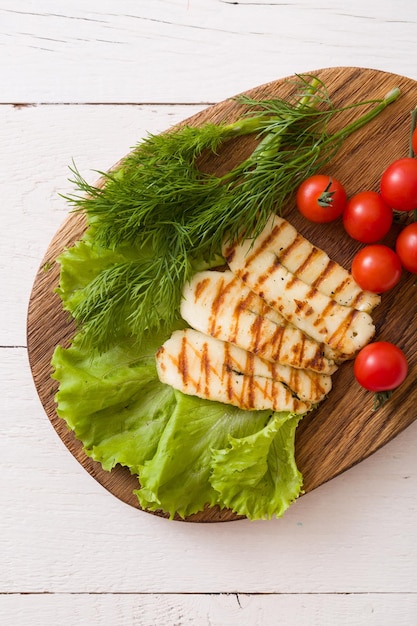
[1,0,417,104]
[0,103,204,347]
[2,347,417,595]
[1,592,417,626]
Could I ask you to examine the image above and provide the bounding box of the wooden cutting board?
[27,67,417,522]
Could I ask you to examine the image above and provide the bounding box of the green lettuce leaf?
[135,392,275,519]
[210,412,303,520]
[52,332,175,473]
[55,234,128,315]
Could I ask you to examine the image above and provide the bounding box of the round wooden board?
[27,67,417,523]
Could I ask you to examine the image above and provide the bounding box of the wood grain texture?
[27,66,417,523]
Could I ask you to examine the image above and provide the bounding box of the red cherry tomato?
[351,245,402,293]
[380,157,417,212]
[396,222,417,273]
[296,175,347,223]
[343,191,393,243]
[354,342,408,392]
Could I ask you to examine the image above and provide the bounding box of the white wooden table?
[2,2,417,624]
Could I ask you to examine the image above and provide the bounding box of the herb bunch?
[63,76,400,351]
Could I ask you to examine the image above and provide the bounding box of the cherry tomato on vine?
[343,191,393,243]
[380,157,417,212]
[396,222,417,273]
[296,175,347,223]
[354,342,408,392]
[351,245,402,293]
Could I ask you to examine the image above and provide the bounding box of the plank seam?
[1,591,416,596]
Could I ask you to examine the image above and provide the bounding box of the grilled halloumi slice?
[224,253,375,359]
[181,270,337,374]
[223,213,381,313]
[156,329,315,413]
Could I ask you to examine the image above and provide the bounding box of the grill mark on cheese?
[275,233,304,264]
[248,305,264,354]
[326,307,360,353]
[228,220,288,269]
[224,342,234,401]
[294,246,323,276]
[268,323,285,361]
[310,259,337,288]
[314,300,338,324]
[194,276,211,301]
[294,299,314,317]
[201,340,211,398]
[245,349,256,408]
[178,335,189,384]
[284,272,298,291]
[349,290,369,310]
[208,274,230,334]
[231,294,252,343]
[290,333,304,368]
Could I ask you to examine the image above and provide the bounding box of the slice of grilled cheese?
[156,329,315,413]
[223,213,380,312]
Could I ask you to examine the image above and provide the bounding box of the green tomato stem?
[373,390,393,411]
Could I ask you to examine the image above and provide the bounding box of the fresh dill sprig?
[72,257,179,349]
[61,77,401,351]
